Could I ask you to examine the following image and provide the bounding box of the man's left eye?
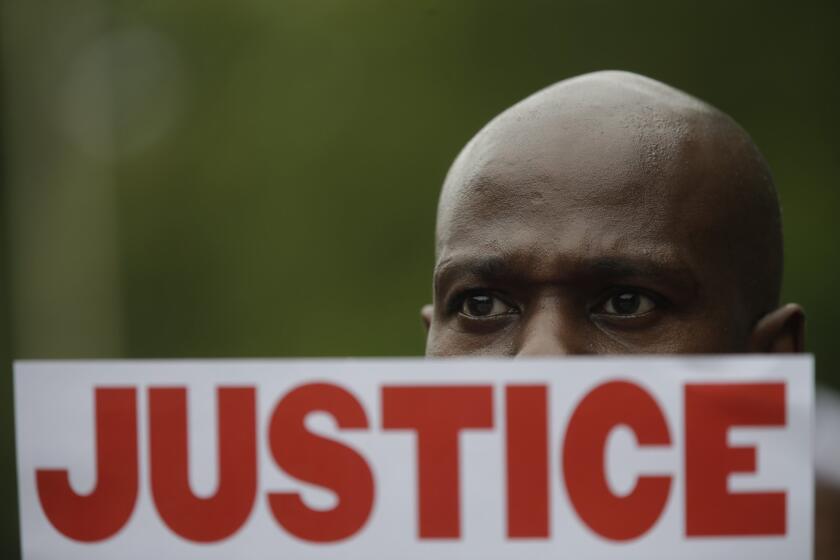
[598,291,656,316]
[459,293,516,318]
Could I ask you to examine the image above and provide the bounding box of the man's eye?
[599,291,656,316]
[459,293,516,318]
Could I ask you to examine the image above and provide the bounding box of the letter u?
[149,387,257,542]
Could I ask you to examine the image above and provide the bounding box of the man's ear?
[748,303,805,353]
[421,304,433,331]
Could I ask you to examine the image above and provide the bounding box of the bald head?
[426,71,799,357]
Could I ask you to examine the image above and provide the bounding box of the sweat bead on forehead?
[433,71,782,351]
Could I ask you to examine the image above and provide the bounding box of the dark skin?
[422,71,804,356]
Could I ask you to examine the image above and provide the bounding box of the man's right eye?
[458,292,517,319]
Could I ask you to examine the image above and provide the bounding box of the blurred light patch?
[59,27,184,160]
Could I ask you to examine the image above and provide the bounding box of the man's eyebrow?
[434,256,510,287]
[434,254,698,291]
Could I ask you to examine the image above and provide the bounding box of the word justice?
[35,380,787,544]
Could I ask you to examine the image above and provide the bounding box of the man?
[422,70,802,356]
[420,70,834,556]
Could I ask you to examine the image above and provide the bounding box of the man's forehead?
[435,214,696,283]
[436,166,698,260]
[436,94,713,250]
[433,143,745,300]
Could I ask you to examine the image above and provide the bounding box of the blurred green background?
[2,0,838,556]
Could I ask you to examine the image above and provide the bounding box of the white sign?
[15,356,813,559]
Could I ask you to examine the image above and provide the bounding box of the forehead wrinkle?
[440,184,674,259]
[439,118,702,242]
[435,240,695,290]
